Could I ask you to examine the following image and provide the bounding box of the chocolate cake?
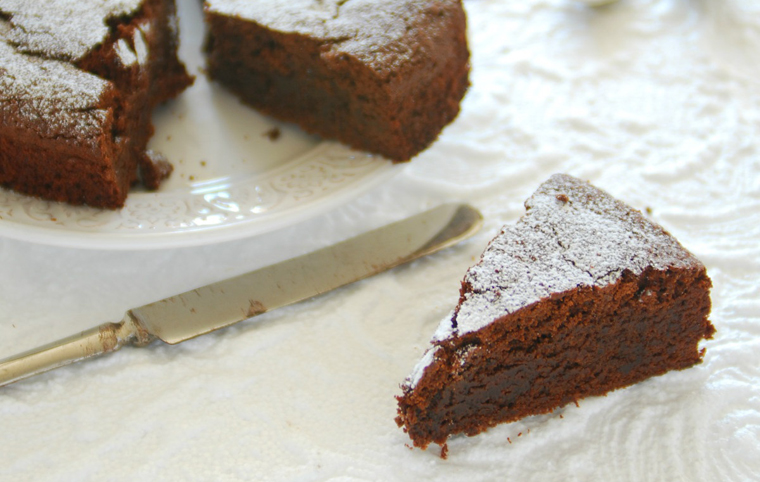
[396,174,715,451]
[203,0,470,162]
[0,0,192,209]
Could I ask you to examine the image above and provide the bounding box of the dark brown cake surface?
[396,174,715,451]
[0,0,192,209]
[204,0,470,162]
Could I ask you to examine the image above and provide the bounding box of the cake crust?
[396,174,716,450]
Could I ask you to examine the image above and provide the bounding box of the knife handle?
[0,313,154,388]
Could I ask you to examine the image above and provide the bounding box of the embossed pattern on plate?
[0,143,398,249]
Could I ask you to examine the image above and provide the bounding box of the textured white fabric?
[1,0,759,480]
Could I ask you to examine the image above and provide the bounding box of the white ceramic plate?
[0,2,400,250]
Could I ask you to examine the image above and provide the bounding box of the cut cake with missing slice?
[396,173,715,451]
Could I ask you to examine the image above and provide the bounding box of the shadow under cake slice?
[396,173,715,451]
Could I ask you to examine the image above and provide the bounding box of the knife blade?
[0,203,482,387]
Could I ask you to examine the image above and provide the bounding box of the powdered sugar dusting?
[206,0,454,67]
[407,345,440,388]
[0,1,139,142]
[207,0,335,36]
[0,38,110,140]
[115,38,137,66]
[0,0,142,61]
[451,174,701,337]
[113,23,150,67]
[133,24,149,64]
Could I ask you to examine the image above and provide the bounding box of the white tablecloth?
[1,0,759,480]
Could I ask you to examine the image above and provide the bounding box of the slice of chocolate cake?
[0,0,192,209]
[203,0,470,162]
[396,174,715,451]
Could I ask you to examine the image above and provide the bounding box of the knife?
[0,203,482,387]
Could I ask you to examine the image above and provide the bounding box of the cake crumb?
[263,127,281,141]
[439,443,449,459]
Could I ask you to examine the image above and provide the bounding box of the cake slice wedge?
[396,174,715,451]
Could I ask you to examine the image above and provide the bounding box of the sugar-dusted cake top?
[206,0,462,69]
[0,0,141,141]
[0,35,111,143]
[436,174,703,340]
[0,0,142,61]
[206,0,341,32]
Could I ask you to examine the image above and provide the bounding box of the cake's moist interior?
[397,266,714,449]
[77,0,191,195]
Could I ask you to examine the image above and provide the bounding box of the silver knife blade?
[132,203,482,344]
[0,203,482,387]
